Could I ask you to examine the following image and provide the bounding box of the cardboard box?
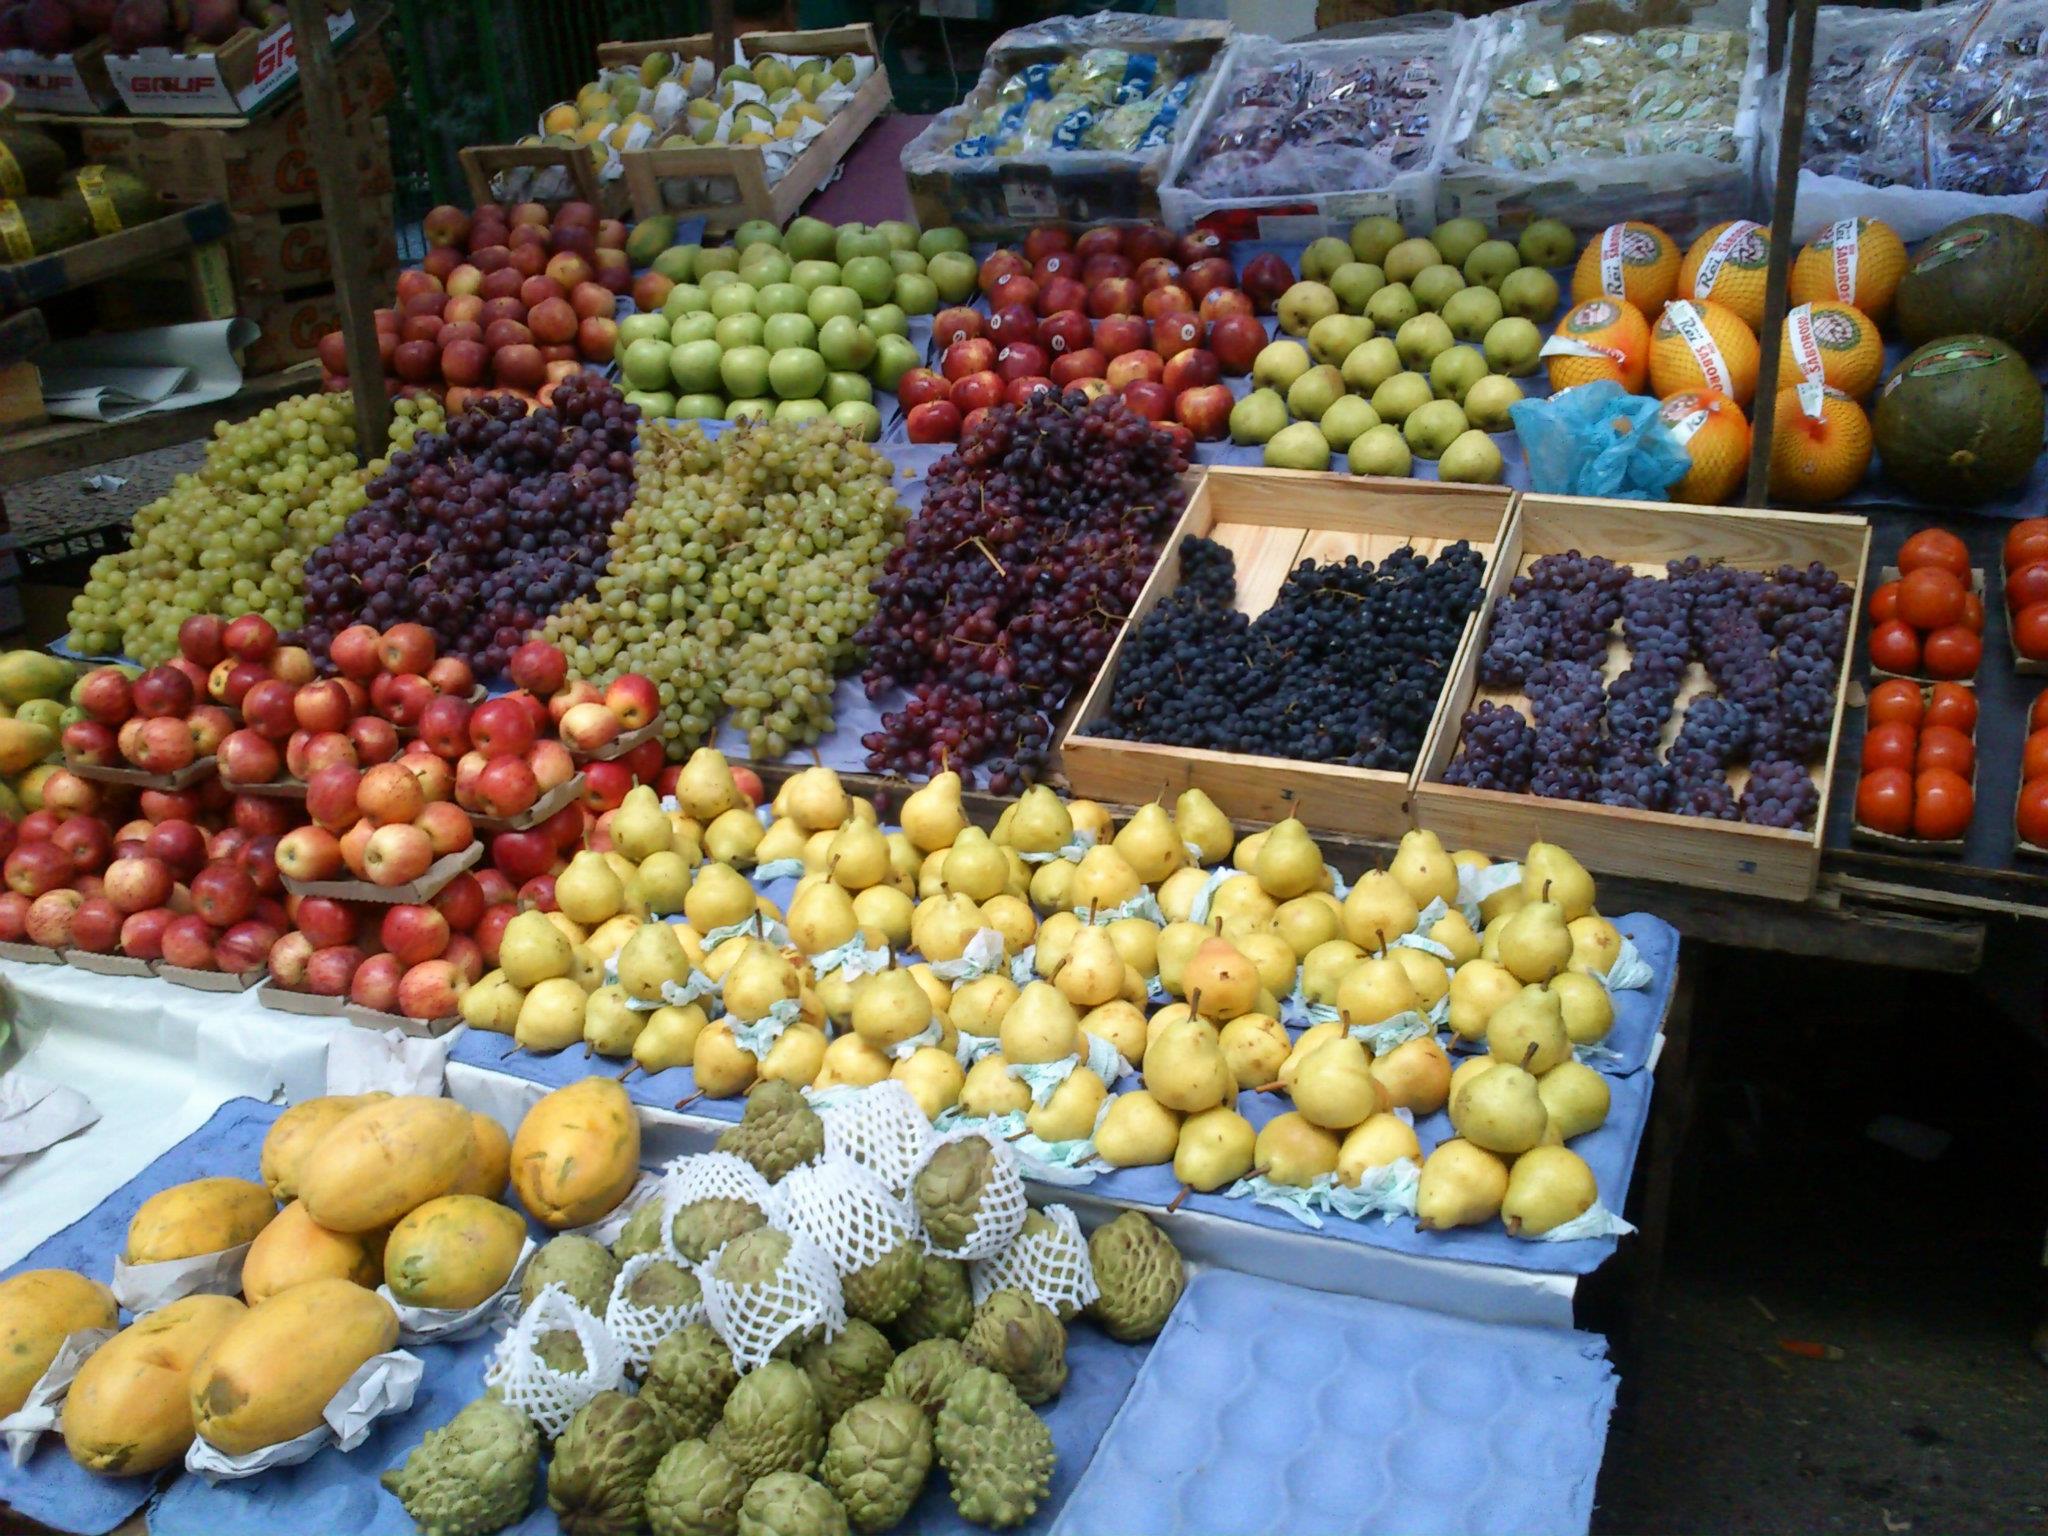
[0,939,62,964]
[231,195,394,295]
[71,755,216,789]
[159,963,264,992]
[0,37,116,115]
[280,841,482,904]
[65,949,156,977]
[344,1003,460,1039]
[238,263,395,375]
[258,983,345,1015]
[107,10,357,119]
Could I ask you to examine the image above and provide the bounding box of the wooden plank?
[0,203,231,309]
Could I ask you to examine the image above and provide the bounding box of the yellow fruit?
[1769,385,1872,505]
[189,1279,398,1456]
[1648,299,1760,406]
[1678,220,1771,330]
[1571,222,1680,314]
[510,1078,640,1229]
[1546,298,1650,393]
[1789,216,1906,323]
[382,1195,527,1309]
[259,1093,388,1202]
[296,1097,477,1235]
[62,1295,245,1475]
[1656,390,1751,505]
[446,1111,511,1199]
[0,650,75,706]
[0,1270,117,1416]
[541,103,581,134]
[239,1200,384,1304]
[125,1177,276,1264]
[1778,300,1883,400]
[0,717,54,774]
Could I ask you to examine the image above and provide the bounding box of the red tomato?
[2005,560,2048,613]
[1925,682,1977,735]
[1867,678,1925,728]
[2033,689,2048,733]
[1898,566,1967,630]
[1862,720,1918,772]
[2025,727,2048,784]
[1898,528,1971,580]
[2006,518,2048,571]
[2021,778,2048,847]
[1869,581,1901,624]
[2015,601,2048,662]
[1961,591,1985,633]
[1869,619,1923,675]
[1856,766,1915,835]
[1922,625,1982,679]
[1912,767,1973,841]
[1916,724,1974,776]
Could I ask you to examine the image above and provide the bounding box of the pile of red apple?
[896,222,1283,446]
[321,200,629,409]
[266,869,511,1023]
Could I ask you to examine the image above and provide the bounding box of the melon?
[1894,216,2048,355]
[1873,335,2046,504]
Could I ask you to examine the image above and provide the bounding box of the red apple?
[145,820,206,877]
[105,855,174,915]
[1162,347,1222,396]
[1176,229,1226,266]
[301,732,357,776]
[418,695,473,760]
[474,903,514,966]
[293,895,359,949]
[378,623,436,676]
[275,826,343,883]
[1127,226,1176,264]
[364,824,435,888]
[76,667,134,725]
[442,934,483,985]
[52,817,111,875]
[68,895,121,953]
[381,674,436,728]
[432,871,486,933]
[986,273,1039,316]
[176,615,228,669]
[526,739,575,793]
[131,665,194,720]
[1136,257,1183,293]
[397,959,464,1021]
[133,717,197,774]
[1106,350,1165,389]
[1180,257,1236,303]
[381,903,450,966]
[415,801,475,858]
[476,756,540,819]
[241,679,298,743]
[1031,251,1077,285]
[359,762,427,826]
[977,250,1028,294]
[62,721,118,769]
[602,674,658,731]
[580,760,633,814]
[27,889,84,949]
[349,951,403,1011]
[426,657,474,697]
[996,341,1050,382]
[224,614,278,662]
[266,929,315,987]
[1082,254,1134,286]
[1035,310,1092,357]
[347,716,401,765]
[1209,313,1267,374]
[906,401,962,443]
[1024,227,1073,261]
[1153,313,1206,360]
[1050,349,1107,388]
[305,944,365,996]
[1200,287,1255,323]
[1119,380,1174,422]
[540,801,584,853]
[933,307,983,348]
[215,919,280,975]
[897,368,949,409]
[293,679,352,735]
[190,861,257,927]
[1094,314,1151,358]
[469,697,536,758]
[558,702,621,755]
[949,371,1006,414]
[507,640,567,697]
[404,754,456,805]
[1036,276,1088,318]
[1239,253,1293,312]
[1006,375,1057,408]
[1175,383,1235,442]
[1075,228,1123,260]
[186,706,233,757]
[489,828,555,884]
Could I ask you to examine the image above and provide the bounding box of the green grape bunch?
[542,418,905,761]
[65,393,446,662]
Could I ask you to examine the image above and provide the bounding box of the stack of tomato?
[2001,518,2048,665]
[1855,678,1976,843]
[1868,528,1983,682]
[2018,690,2048,849]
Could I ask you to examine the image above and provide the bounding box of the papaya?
[239,1201,384,1304]
[0,717,55,775]
[189,1279,397,1455]
[125,1177,275,1264]
[258,1093,389,1202]
[62,1295,244,1476]
[382,1195,527,1309]
[0,1269,118,1417]
[509,1078,641,1229]
[0,650,76,707]
[296,1096,476,1234]
[446,1111,511,1200]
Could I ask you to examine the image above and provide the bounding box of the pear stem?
[499,1043,521,1060]
[1542,879,1553,901]
[1189,988,1203,1017]
[1167,1184,1191,1213]
[1252,1079,1285,1094]
[674,1091,704,1110]
[617,1064,637,1080]
[1521,1041,1540,1071]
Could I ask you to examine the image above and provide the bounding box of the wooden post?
[285,0,389,462]
[1743,0,1818,507]
[708,0,735,68]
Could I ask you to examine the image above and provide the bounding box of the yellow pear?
[677,748,745,821]
[960,1054,1031,1118]
[635,850,695,916]
[755,815,809,865]
[515,976,587,1050]
[916,848,947,900]
[1426,906,1481,966]
[900,770,968,853]
[825,819,891,891]
[1480,881,1527,926]
[1001,845,1031,902]
[1337,956,1423,1027]
[684,862,756,932]
[1567,914,1624,975]
[1522,842,1595,922]
[1173,1105,1256,1191]
[1033,911,1084,977]
[567,943,603,993]
[1155,866,1210,924]
[691,1023,759,1098]
[1120,963,1150,1008]
[542,910,587,948]
[1028,859,1075,913]
[1232,829,1266,874]
[500,910,573,988]
[1053,925,1124,1009]
[1486,984,1570,1073]
[603,850,639,889]
[814,969,854,1027]
[759,1023,826,1086]
[1551,971,1614,1044]
[1007,785,1073,855]
[1066,800,1114,845]
[459,970,525,1033]
[1027,1066,1106,1142]
[616,920,690,1003]
[1184,936,1260,1021]
[1112,802,1185,885]
[1537,1060,1611,1139]
[1255,1112,1341,1186]
[1449,1056,1547,1154]
[704,807,763,867]
[850,965,933,1050]
[556,850,625,926]
[1495,899,1572,984]
[1291,1037,1385,1130]
[1104,916,1158,976]
[589,915,645,962]
[1337,1113,1422,1185]
[1144,1018,1234,1113]
[1416,1139,1510,1229]
[1080,999,1147,1064]
[1154,921,1210,997]
[1253,817,1323,900]
[1273,894,1342,961]
[999,981,1081,1064]
[1278,1021,1345,1092]
[909,891,982,962]
[1389,827,1458,906]
[722,942,800,1023]
[1447,958,1519,1041]
[786,880,858,955]
[886,832,921,886]
[702,934,752,982]
[951,974,1018,1039]
[981,894,1038,955]
[1095,1090,1181,1167]
[1146,1002,1193,1048]
[849,885,911,948]
[1449,1055,1499,1115]
[1341,871,1419,954]
[610,785,674,863]
[1390,948,1449,1009]
[1209,873,1277,931]
[892,1047,965,1120]
[1238,930,1297,996]
[1502,1145,1598,1236]
[1175,788,1235,864]
[1453,848,1492,875]
[778,765,849,831]
[1301,939,1366,1005]
[815,1031,892,1091]
[632,1003,706,1071]
[1371,1035,1451,1114]
[941,826,1008,903]
[583,984,644,1056]
[1218,1013,1290,1088]
[1068,845,1142,914]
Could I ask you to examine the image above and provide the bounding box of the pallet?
[0,203,231,309]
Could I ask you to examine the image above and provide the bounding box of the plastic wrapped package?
[492,47,716,205]
[1158,21,1477,234]
[899,12,1229,240]
[1437,0,1765,238]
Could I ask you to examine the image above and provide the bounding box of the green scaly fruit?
[960,1290,1068,1405]
[884,1257,973,1347]
[820,1396,932,1534]
[877,1338,969,1422]
[736,1472,848,1536]
[546,1391,673,1536]
[521,1235,621,1314]
[933,1367,1055,1529]
[797,1320,894,1425]
[672,1197,768,1264]
[380,1397,539,1536]
[715,1080,825,1183]
[840,1238,923,1327]
[645,1438,748,1536]
[912,1139,1002,1253]
[1084,1211,1186,1342]
[709,1360,824,1482]
[641,1323,739,1442]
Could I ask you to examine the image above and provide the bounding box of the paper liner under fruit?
[699,1226,845,1373]
[0,1328,113,1467]
[604,1251,706,1372]
[186,1349,422,1480]
[1225,1158,1421,1230]
[484,1284,626,1440]
[379,1238,537,1346]
[110,1239,255,1316]
[324,1023,454,1096]
[969,1202,1099,1318]
[0,1073,97,1180]
[928,928,1007,984]
[1456,858,1525,930]
[1522,1201,1636,1242]
[809,1079,934,1198]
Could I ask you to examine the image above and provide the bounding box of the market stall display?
[1852,677,1979,850]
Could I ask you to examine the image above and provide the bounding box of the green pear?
[615,920,690,1003]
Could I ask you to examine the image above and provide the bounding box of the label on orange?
[1540,333,1623,362]
[1821,218,1860,301]
[0,143,23,201]
[1599,223,1627,297]
[0,201,33,263]
[1796,380,1826,420]
[1693,219,1764,294]
[74,165,119,237]
[1785,303,1826,384]
[1664,301,1731,394]
[1661,404,1710,446]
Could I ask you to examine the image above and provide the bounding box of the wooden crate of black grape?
[1411,495,1870,902]
[1058,466,1514,843]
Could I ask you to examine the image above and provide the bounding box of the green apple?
[1442,286,1504,344]
[719,345,772,399]
[1319,396,1380,451]
[1499,267,1561,322]
[870,333,920,390]
[754,282,806,317]
[763,312,818,352]
[623,388,676,418]
[1439,428,1505,483]
[1370,371,1433,424]
[823,371,872,408]
[619,313,669,347]
[621,337,674,392]
[1463,240,1521,291]
[739,240,782,269]
[1383,238,1441,285]
[841,255,896,305]
[668,338,725,395]
[1396,314,1455,369]
[862,303,907,338]
[709,282,759,319]
[674,393,725,419]
[735,218,781,250]
[1463,374,1524,431]
[1349,215,1405,266]
[1342,336,1402,394]
[808,284,864,327]
[874,220,919,253]
[830,400,883,440]
[888,249,927,277]
[1301,236,1354,282]
[652,245,698,282]
[1411,265,1466,313]
[714,313,764,351]
[698,269,741,291]
[1286,364,1345,421]
[1365,282,1419,332]
[669,311,719,345]
[1429,218,1490,269]
[1518,218,1576,269]
[791,259,842,293]
[918,226,968,259]
[784,215,836,262]
[1403,398,1468,460]
[1429,345,1489,404]
[1265,421,1332,471]
[1330,262,1386,313]
[740,251,792,288]
[892,273,938,315]
[726,398,771,422]
[768,347,828,400]
[1483,316,1543,376]
[927,250,976,304]
[661,284,708,320]
[1252,339,1312,392]
[835,225,888,263]
[1229,388,1289,445]
[817,314,876,372]
[694,246,738,274]
[775,398,830,424]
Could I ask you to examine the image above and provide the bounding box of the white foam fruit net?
[700,1227,847,1374]
[657,1152,777,1265]
[814,1080,935,1198]
[483,1284,626,1439]
[604,1251,707,1373]
[910,1126,1030,1261]
[969,1202,1101,1317]
[770,1154,919,1277]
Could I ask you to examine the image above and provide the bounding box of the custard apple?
[643,1323,740,1442]
[644,1437,748,1536]
[709,1360,824,1482]
[912,1137,1004,1253]
[736,1471,848,1536]
[960,1289,1067,1405]
[884,1256,973,1347]
[840,1237,922,1327]
[623,1257,702,1313]
[796,1320,894,1425]
[380,1396,538,1536]
[878,1338,969,1423]
[713,1228,827,1356]
[547,1391,673,1536]
[715,1081,824,1182]
[1004,1210,1090,1320]
[673,1196,768,1264]
[612,1201,667,1263]
[521,1235,620,1314]
[819,1396,931,1534]
[1085,1210,1184,1342]
[934,1367,1055,1530]
[535,1329,588,1377]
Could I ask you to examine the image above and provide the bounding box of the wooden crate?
[619,24,892,234]
[93,238,238,330]
[239,262,394,375]
[1409,494,1872,902]
[229,193,395,295]
[0,202,231,309]
[1058,466,1515,842]
[459,142,624,217]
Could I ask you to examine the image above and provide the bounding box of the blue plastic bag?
[1510,382,1692,499]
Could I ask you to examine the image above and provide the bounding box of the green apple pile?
[1233,215,1578,483]
[615,217,973,435]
